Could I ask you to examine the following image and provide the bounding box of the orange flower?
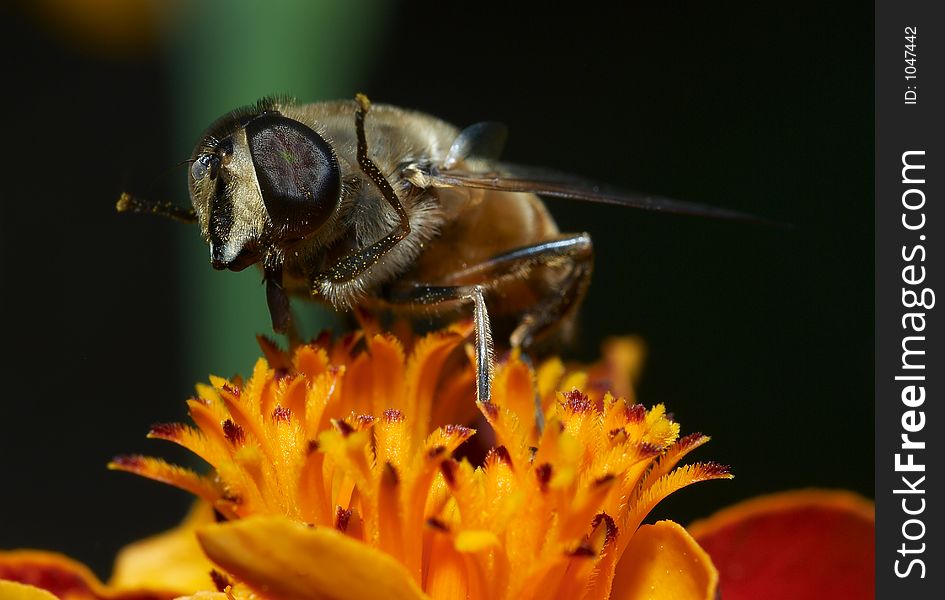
[2,325,731,599]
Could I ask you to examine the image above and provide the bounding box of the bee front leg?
[315,93,411,285]
[385,284,494,405]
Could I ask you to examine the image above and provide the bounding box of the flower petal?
[196,516,429,600]
[0,580,59,600]
[404,325,469,442]
[107,456,220,508]
[423,529,470,600]
[609,521,718,600]
[108,501,217,594]
[175,583,258,600]
[688,489,875,600]
[0,551,105,600]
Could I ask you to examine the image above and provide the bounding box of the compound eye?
[245,114,341,240]
[191,154,220,181]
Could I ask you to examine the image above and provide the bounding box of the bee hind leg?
[385,284,494,405]
[385,234,593,423]
[443,232,594,350]
[436,233,592,432]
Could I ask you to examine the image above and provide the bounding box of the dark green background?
[1,1,872,578]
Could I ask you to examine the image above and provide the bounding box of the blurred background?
[1,0,872,579]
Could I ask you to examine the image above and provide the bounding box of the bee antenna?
[116,192,197,224]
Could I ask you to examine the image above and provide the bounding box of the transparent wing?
[417,159,771,224]
[442,121,509,169]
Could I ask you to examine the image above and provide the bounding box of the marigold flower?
[2,324,732,599]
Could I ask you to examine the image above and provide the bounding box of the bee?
[118,94,758,404]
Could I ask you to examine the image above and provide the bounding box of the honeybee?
[118,94,757,403]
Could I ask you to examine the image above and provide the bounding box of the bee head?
[188,99,342,272]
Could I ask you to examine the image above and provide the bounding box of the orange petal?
[108,501,217,594]
[404,327,468,443]
[0,580,59,600]
[584,336,645,402]
[196,516,429,600]
[108,455,220,506]
[293,344,330,379]
[609,521,718,600]
[365,334,407,416]
[423,529,469,600]
[621,462,732,550]
[491,354,539,446]
[688,489,875,600]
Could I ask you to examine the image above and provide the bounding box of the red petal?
[0,550,178,599]
[689,489,874,600]
[0,551,102,600]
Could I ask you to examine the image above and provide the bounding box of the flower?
[3,323,734,599]
[689,489,875,600]
[0,503,217,599]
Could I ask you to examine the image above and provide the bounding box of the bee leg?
[443,233,594,349]
[265,263,292,334]
[425,234,591,431]
[263,261,306,348]
[386,284,494,405]
[315,94,412,285]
